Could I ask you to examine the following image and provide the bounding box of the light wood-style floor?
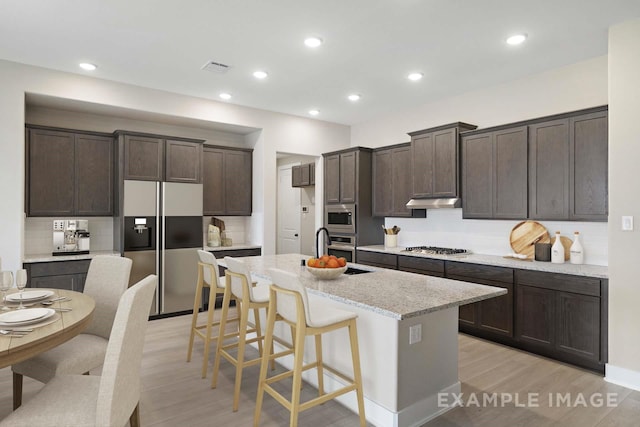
[0,311,638,427]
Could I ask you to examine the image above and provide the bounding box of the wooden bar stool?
[212,257,292,412]
[254,268,366,427]
[187,250,239,378]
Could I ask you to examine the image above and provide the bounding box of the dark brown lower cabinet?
[355,250,397,269]
[24,260,91,293]
[516,285,555,347]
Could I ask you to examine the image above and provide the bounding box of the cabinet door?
[373,149,392,216]
[124,135,164,181]
[411,132,434,197]
[556,292,600,361]
[324,154,340,203]
[300,164,311,186]
[27,129,75,216]
[165,140,202,183]
[529,119,570,219]
[291,165,302,187]
[570,111,608,221]
[462,133,493,218]
[203,147,225,215]
[516,285,555,347]
[75,134,114,216]
[459,303,477,327]
[340,151,357,203]
[493,127,528,219]
[391,146,413,217]
[224,150,252,215]
[432,128,458,197]
[478,283,513,337]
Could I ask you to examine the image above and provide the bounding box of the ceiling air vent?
[201,60,231,74]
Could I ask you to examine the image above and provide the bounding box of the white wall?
[607,18,640,386]
[0,59,351,270]
[352,55,609,265]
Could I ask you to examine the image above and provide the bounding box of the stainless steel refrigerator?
[123,180,203,316]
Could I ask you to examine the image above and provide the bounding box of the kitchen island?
[219,253,506,427]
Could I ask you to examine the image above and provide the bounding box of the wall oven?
[325,204,356,235]
[327,234,356,263]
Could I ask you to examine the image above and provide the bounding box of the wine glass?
[0,271,12,311]
[15,269,27,310]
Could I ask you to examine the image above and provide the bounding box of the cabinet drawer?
[27,260,91,277]
[446,261,513,284]
[210,248,262,258]
[516,270,600,296]
[398,255,444,276]
[356,251,397,269]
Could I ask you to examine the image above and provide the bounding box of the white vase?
[570,232,584,265]
[551,232,564,264]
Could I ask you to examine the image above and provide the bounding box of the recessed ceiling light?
[219,93,232,100]
[506,34,527,45]
[348,94,361,102]
[407,72,423,81]
[304,37,323,48]
[253,70,268,79]
[79,63,97,71]
[309,109,320,116]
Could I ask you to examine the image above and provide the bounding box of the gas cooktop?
[403,246,470,255]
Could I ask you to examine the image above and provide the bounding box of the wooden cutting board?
[509,220,551,258]
[551,235,572,261]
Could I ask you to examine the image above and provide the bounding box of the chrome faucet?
[315,227,332,258]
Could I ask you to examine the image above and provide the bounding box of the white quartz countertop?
[23,250,122,263]
[357,245,608,279]
[203,244,262,252]
[218,253,506,320]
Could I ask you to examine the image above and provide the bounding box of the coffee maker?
[52,219,90,256]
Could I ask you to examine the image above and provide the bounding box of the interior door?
[277,165,301,254]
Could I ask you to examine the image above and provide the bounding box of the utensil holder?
[535,243,552,262]
[384,234,397,249]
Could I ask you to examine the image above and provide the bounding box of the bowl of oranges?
[305,255,348,279]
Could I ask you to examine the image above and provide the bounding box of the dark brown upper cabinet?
[373,143,414,217]
[462,126,528,219]
[203,146,252,216]
[529,107,608,221]
[121,132,202,183]
[26,127,114,217]
[291,163,314,187]
[322,147,372,205]
[409,123,477,199]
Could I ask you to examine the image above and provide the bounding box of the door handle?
[294,234,299,237]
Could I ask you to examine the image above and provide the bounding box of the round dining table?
[0,289,95,369]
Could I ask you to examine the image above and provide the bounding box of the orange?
[337,257,347,267]
[316,260,326,268]
[320,255,330,263]
[329,255,338,260]
[307,258,316,267]
[327,259,339,268]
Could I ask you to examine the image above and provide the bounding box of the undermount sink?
[344,267,373,275]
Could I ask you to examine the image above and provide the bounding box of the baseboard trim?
[605,363,640,391]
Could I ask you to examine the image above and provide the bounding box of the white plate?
[0,308,56,327]
[5,290,55,303]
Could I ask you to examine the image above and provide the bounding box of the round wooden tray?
[509,220,551,258]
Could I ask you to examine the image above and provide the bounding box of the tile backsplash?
[24,217,115,255]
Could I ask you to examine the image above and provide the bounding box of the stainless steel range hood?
[405,198,461,209]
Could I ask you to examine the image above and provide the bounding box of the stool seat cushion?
[251,284,270,303]
[308,302,357,328]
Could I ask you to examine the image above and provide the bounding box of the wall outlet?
[409,324,422,345]
[622,216,634,231]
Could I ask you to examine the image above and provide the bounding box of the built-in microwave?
[325,204,356,234]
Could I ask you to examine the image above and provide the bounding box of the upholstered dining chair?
[0,274,157,427]
[12,255,133,409]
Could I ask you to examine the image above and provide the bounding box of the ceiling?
[2,1,640,126]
